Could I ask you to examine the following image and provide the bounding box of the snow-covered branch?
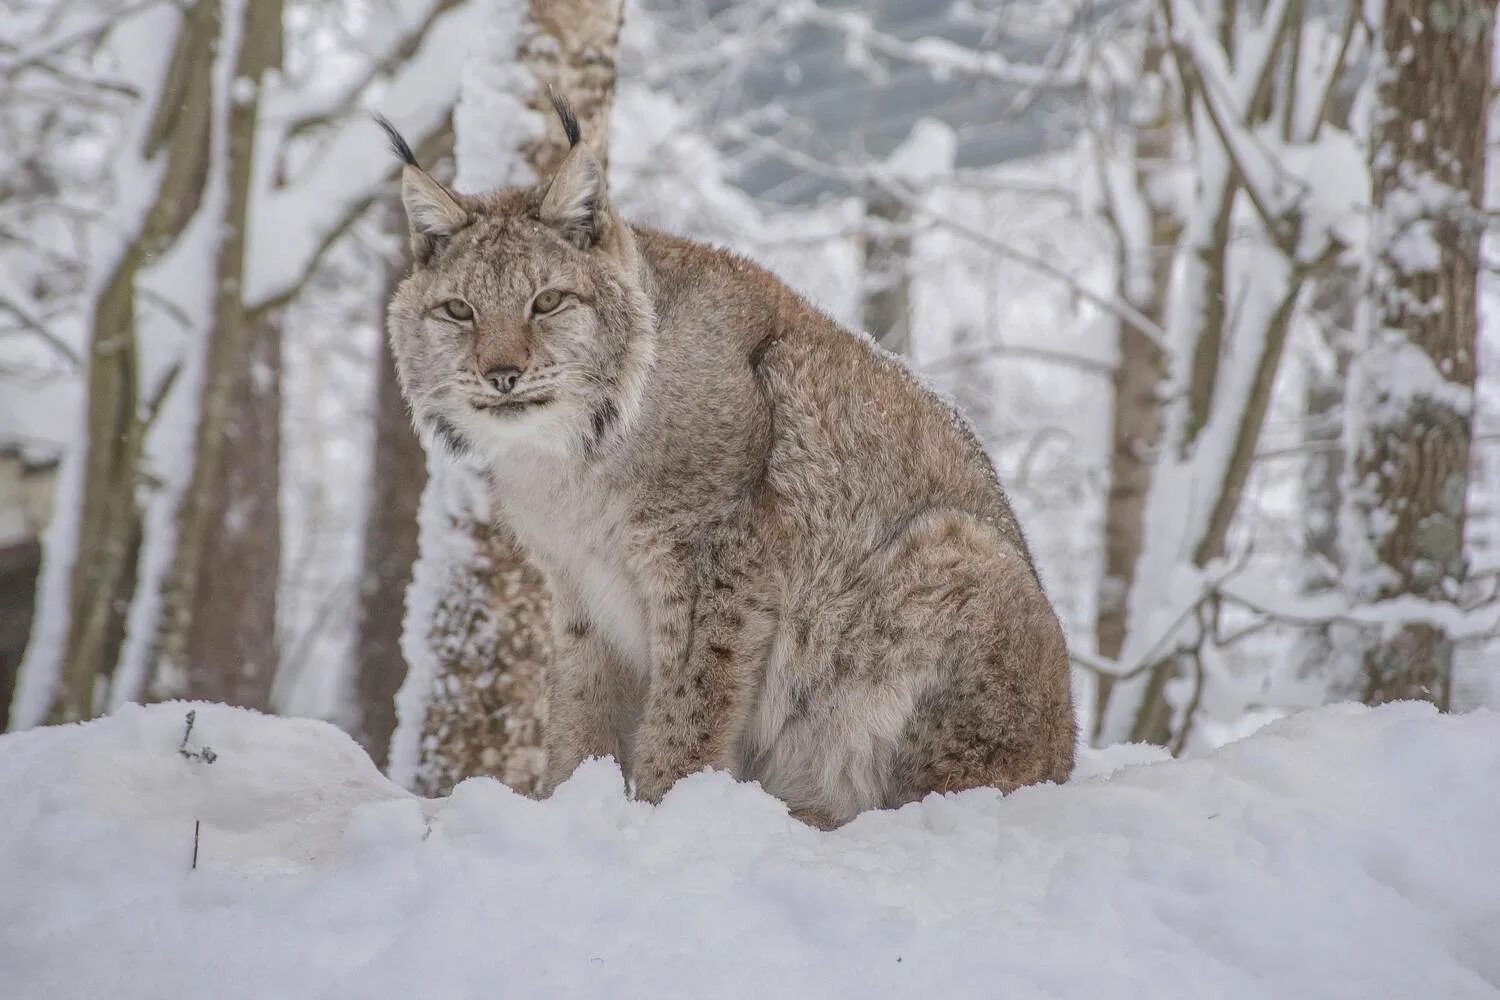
[783,0,1087,91]
[1167,0,1310,255]
[264,0,465,138]
[245,0,477,309]
[0,0,170,77]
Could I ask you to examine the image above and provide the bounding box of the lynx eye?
[441,299,473,322]
[532,289,564,315]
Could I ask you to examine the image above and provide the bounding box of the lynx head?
[379,96,654,465]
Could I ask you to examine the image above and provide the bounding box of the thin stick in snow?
[177,710,217,764]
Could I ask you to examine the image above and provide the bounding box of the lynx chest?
[503,482,652,673]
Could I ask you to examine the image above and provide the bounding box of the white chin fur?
[462,402,578,462]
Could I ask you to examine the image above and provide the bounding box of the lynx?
[380,100,1075,827]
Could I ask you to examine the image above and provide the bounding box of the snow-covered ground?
[3,702,1497,998]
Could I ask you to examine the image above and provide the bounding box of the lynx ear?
[540,143,607,249]
[374,113,467,255]
[401,166,467,239]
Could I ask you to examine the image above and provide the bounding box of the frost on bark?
[1343,0,1492,709]
[396,0,625,796]
[175,311,283,706]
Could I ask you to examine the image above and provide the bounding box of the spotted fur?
[383,110,1075,826]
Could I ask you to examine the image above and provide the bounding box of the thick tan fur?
[385,110,1075,826]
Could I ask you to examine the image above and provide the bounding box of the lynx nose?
[484,366,523,395]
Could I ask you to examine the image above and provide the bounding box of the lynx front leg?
[540,605,628,797]
[631,554,761,804]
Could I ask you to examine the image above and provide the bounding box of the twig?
[140,361,183,429]
[178,709,196,753]
[886,184,1172,350]
[0,297,83,368]
[177,709,217,763]
[714,124,1172,350]
[192,819,200,870]
[271,0,465,140]
[1305,3,1359,141]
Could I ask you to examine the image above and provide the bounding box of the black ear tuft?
[548,87,582,148]
[373,113,420,167]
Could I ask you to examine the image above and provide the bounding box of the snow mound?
[2,702,1498,999]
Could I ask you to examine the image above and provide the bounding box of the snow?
[4,700,1498,999]
[881,118,956,185]
[450,0,540,192]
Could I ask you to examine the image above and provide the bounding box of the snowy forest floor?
[2,702,1498,999]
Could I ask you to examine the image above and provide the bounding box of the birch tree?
[390,0,626,796]
[1341,0,1493,708]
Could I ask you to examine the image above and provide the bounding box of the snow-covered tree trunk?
[151,0,285,707]
[391,0,625,796]
[1341,0,1493,709]
[1295,274,1357,689]
[353,198,435,768]
[1092,36,1178,733]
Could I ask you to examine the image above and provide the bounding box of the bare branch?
[920,343,1114,378]
[881,180,1173,351]
[0,296,82,369]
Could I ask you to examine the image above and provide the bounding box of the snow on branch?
[1078,556,1500,685]
[263,0,466,139]
[244,0,477,310]
[1166,0,1309,255]
[0,0,170,78]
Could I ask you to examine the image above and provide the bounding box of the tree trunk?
[1092,39,1178,737]
[177,310,282,706]
[1098,1,1319,747]
[0,537,43,725]
[353,201,430,769]
[151,0,284,707]
[1296,275,1357,689]
[1343,0,1492,709]
[395,0,626,796]
[29,2,219,724]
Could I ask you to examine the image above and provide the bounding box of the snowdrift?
[2,701,1497,999]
